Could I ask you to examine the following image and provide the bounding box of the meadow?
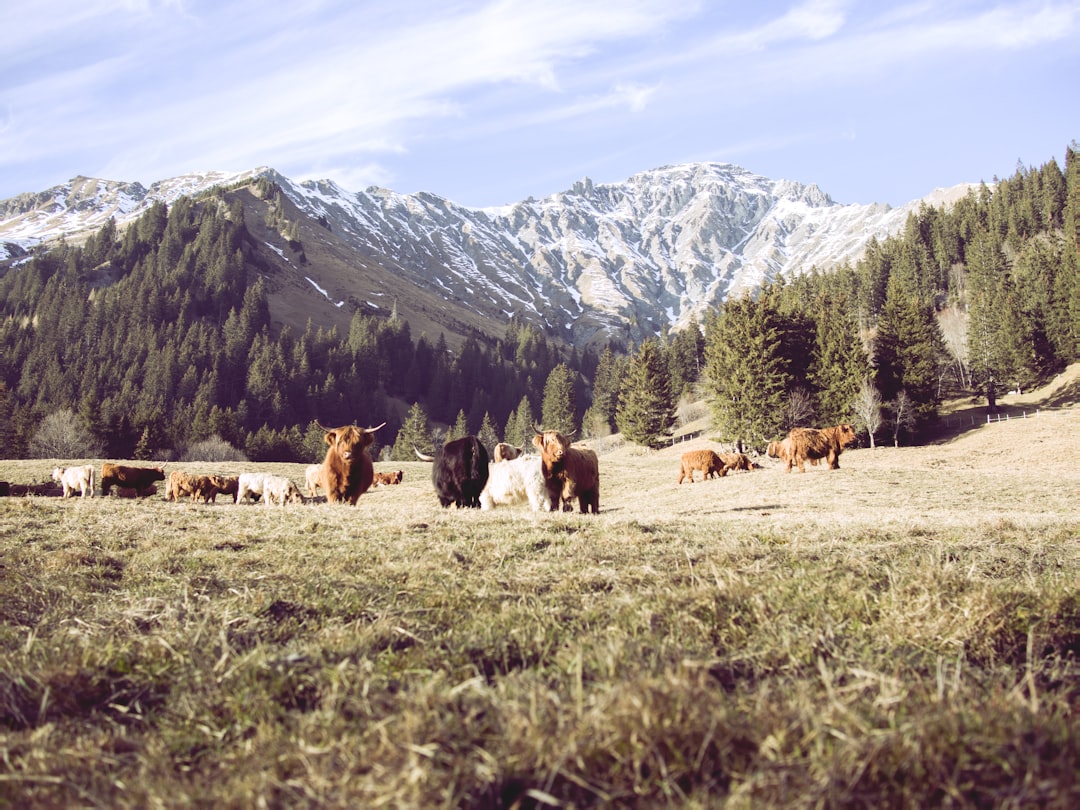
[0,382,1077,807]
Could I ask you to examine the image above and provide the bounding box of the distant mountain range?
[0,163,975,348]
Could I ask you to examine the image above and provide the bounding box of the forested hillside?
[0,148,1076,461]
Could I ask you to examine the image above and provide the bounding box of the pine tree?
[615,339,676,448]
[703,297,790,450]
[504,396,536,448]
[477,411,501,455]
[391,402,434,461]
[874,271,945,425]
[582,346,624,437]
[540,363,576,435]
[809,290,869,425]
[451,409,469,439]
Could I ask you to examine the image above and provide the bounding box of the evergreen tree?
[873,271,945,425]
[477,411,501,455]
[504,395,536,448]
[391,402,434,461]
[451,409,469,439]
[703,297,790,450]
[809,290,869,424]
[540,363,576,435]
[615,339,676,448]
[581,345,624,437]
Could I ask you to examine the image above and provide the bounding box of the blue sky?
[2,0,1077,208]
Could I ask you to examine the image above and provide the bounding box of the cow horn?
[365,422,387,433]
[414,446,434,462]
[533,423,544,435]
[314,420,331,432]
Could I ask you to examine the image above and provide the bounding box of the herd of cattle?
[6,423,858,511]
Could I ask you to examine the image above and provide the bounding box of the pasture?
[0,391,1077,806]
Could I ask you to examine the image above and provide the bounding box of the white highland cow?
[479,455,550,512]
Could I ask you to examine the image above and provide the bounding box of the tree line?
[1,147,1075,460]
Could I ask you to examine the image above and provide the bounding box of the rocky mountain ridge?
[0,163,975,347]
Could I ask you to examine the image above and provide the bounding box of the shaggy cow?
[677,450,729,484]
[52,465,95,498]
[493,442,524,462]
[166,470,199,502]
[479,455,549,511]
[778,424,857,472]
[315,421,386,505]
[304,464,322,498]
[100,463,166,497]
[235,472,269,504]
[417,436,490,508]
[212,476,239,502]
[719,452,754,472]
[263,475,303,506]
[532,428,600,514]
[373,470,403,487]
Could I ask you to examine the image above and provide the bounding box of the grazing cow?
[677,450,729,484]
[235,472,270,504]
[304,464,322,497]
[315,421,386,505]
[100,463,166,497]
[373,470,404,487]
[262,475,303,506]
[493,442,524,463]
[778,424,857,472]
[480,455,549,511]
[532,427,600,514]
[417,436,490,508]
[212,476,239,503]
[52,465,95,498]
[719,452,754,472]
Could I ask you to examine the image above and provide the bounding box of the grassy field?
[0,377,1077,807]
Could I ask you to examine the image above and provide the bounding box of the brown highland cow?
[677,449,730,484]
[719,452,754,472]
[775,424,857,473]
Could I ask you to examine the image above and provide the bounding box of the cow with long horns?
[315,420,386,504]
[415,435,489,508]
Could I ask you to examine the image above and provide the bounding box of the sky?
[2,0,1078,208]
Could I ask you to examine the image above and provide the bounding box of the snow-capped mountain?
[0,163,974,346]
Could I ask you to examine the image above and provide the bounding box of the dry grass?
[1,378,1077,808]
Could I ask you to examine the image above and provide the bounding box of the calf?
[263,475,303,506]
[373,470,404,487]
[52,465,95,498]
[235,472,269,504]
[304,464,322,498]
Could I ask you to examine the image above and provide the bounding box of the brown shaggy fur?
[677,449,729,484]
[373,470,404,486]
[779,424,857,472]
[719,452,754,472]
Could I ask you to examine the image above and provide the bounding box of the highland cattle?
[100,463,166,497]
[479,454,549,511]
[532,427,599,514]
[52,465,95,498]
[315,421,386,504]
[677,450,729,484]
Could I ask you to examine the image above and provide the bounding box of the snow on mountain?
[0,163,975,346]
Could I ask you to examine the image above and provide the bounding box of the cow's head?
[51,467,65,481]
[533,427,572,464]
[317,421,386,462]
[836,424,858,447]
